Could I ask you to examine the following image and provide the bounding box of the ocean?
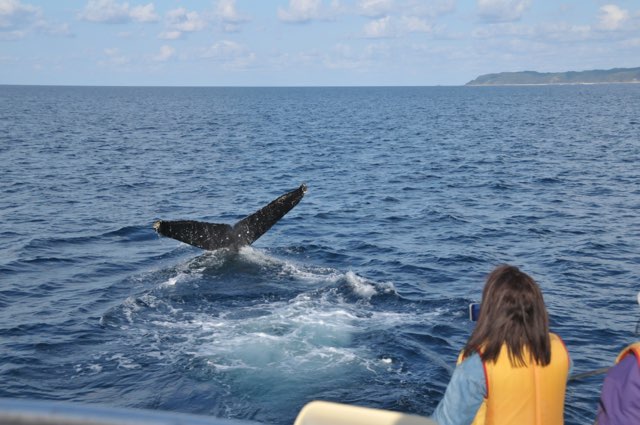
[1,84,639,424]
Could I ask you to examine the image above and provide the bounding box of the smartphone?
[469,303,481,321]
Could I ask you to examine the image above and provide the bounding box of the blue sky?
[1,0,639,86]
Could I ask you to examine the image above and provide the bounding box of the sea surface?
[1,85,639,424]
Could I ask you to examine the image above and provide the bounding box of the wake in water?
[94,247,445,422]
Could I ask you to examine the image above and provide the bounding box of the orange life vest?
[458,333,570,425]
[615,342,640,366]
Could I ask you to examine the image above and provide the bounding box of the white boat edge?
[0,398,438,425]
[0,398,261,425]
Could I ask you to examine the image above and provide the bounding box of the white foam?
[235,248,398,300]
[281,263,343,284]
[74,363,103,375]
[159,266,202,288]
[238,246,277,267]
[345,271,378,299]
[165,290,365,377]
[163,275,181,286]
[121,296,141,324]
[109,353,141,370]
[112,248,443,396]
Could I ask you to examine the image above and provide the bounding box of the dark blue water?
[1,85,639,424]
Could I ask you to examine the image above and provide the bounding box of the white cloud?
[1,0,72,39]
[401,16,433,33]
[79,0,129,23]
[0,0,40,27]
[201,39,242,58]
[470,16,638,45]
[597,4,628,31]
[158,7,207,40]
[216,0,245,23]
[79,0,158,24]
[356,0,453,39]
[403,0,455,19]
[363,15,393,38]
[357,0,455,20]
[357,0,393,18]
[477,0,531,23]
[362,15,437,38]
[130,3,158,23]
[472,22,533,39]
[215,0,248,32]
[154,44,175,62]
[200,40,255,69]
[278,0,337,23]
[165,8,207,32]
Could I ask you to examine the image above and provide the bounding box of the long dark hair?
[462,265,551,366]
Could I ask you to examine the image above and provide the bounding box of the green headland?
[466,66,640,86]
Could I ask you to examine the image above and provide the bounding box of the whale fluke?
[153,184,307,251]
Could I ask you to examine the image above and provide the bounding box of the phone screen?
[469,303,480,321]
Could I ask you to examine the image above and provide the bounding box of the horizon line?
[0,83,464,88]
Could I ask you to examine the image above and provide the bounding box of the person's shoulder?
[549,332,570,351]
[458,353,484,377]
[605,351,638,384]
[549,332,563,341]
[617,351,639,371]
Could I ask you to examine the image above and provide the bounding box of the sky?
[1,0,639,86]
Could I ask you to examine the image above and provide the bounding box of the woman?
[595,291,640,424]
[431,264,571,425]
[596,341,640,424]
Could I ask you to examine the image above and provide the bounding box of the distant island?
[466,66,640,86]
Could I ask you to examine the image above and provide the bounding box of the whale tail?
[153,184,307,251]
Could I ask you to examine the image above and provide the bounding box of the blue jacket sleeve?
[431,353,486,425]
